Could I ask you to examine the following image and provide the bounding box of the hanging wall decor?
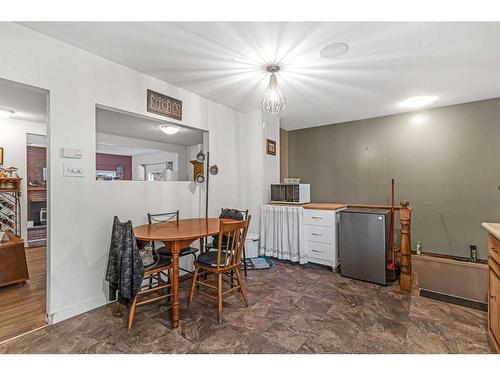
[147,89,182,121]
[266,139,276,156]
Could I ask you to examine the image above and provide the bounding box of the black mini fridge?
[339,208,391,285]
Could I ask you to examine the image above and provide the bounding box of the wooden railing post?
[399,200,412,292]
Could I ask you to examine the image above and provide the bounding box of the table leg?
[169,241,180,329]
[200,236,205,254]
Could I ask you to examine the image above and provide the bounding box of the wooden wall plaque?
[147,89,182,121]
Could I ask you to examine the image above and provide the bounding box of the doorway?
[0,77,49,343]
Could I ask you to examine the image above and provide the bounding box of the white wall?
[0,22,265,323]
[0,118,46,241]
[132,151,180,181]
[238,110,280,233]
[96,132,189,181]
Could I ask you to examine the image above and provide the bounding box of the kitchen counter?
[270,202,347,210]
[302,202,347,210]
[481,222,500,240]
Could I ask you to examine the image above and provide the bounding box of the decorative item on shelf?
[190,160,204,181]
[470,245,478,263]
[115,165,124,180]
[28,179,45,188]
[416,241,422,255]
[5,166,18,178]
[266,139,276,156]
[0,175,22,236]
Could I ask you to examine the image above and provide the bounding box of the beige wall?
[288,98,500,259]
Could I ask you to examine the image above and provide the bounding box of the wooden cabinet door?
[489,266,500,345]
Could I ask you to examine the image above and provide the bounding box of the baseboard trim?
[48,295,107,324]
[420,289,487,312]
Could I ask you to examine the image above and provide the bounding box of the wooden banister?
[399,200,412,292]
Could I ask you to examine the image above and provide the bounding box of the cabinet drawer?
[307,240,333,262]
[306,225,333,244]
[488,234,500,266]
[305,209,334,227]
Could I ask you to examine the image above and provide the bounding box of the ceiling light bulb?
[262,65,286,116]
[0,109,15,119]
[399,96,439,109]
[159,125,180,135]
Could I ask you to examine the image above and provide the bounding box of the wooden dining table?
[133,218,232,328]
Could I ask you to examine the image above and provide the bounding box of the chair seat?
[197,250,231,267]
[145,254,172,271]
[157,246,198,257]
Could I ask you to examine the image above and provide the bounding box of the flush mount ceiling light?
[320,42,350,59]
[159,125,180,135]
[0,109,15,119]
[262,65,286,115]
[399,96,439,109]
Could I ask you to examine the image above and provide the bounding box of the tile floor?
[0,261,493,354]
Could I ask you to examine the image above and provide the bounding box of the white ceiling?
[0,77,48,123]
[21,22,500,130]
[96,107,205,146]
[95,143,156,157]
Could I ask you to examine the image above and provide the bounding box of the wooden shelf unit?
[0,177,22,236]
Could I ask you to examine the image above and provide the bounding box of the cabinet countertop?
[268,202,347,210]
[481,222,500,240]
[302,203,348,210]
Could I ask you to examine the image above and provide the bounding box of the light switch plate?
[63,163,84,177]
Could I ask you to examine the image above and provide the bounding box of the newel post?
[399,200,412,292]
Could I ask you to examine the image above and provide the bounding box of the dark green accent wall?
[288,98,500,259]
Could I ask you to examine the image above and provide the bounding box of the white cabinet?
[305,209,340,270]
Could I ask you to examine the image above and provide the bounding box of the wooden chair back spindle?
[215,217,250,269]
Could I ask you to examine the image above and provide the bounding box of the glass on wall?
[95,106,208,182]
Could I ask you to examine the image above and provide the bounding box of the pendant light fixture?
[262,65,286,115]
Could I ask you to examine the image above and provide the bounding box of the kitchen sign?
[147,89,182,121]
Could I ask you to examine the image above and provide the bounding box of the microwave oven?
[270,184,310,204]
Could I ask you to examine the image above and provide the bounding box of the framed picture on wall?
[266,139,276,156]
[0,147,3,165]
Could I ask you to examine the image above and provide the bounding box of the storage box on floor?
[245,233,259,258]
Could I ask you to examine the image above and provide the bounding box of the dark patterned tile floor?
[0,261,494,354]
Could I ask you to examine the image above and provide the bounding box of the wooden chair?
[147,210,199,280]
[188,216,251,323]
[128,253,173,329]
[205,208,249,277]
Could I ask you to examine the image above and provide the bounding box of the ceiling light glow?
[0,109,15,119]
[399,96,439,109]
[410,114,428,125]
[159,125,180,135]
[262,65,286,115]
[320,42,350,59]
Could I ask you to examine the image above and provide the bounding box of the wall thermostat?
[61,148,82,159]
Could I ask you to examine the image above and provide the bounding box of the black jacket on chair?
[211,209,244,248]
[105,216,144,306]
